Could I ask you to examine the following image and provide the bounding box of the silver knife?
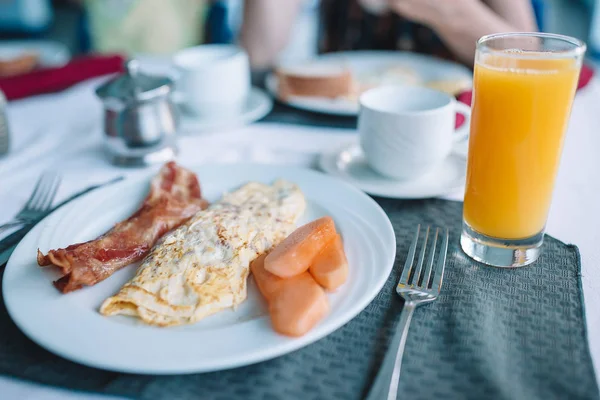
[0,176,124,266]
[0,89,9,155]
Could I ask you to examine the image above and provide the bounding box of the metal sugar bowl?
[96,59,178,166]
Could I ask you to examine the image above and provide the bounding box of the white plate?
[319,143,466,199]
[266,51,473,116]
[0,40,70,67]
[177,87,273,134]
[3,164,396,374]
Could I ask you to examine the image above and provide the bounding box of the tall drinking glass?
[461,33,586,267]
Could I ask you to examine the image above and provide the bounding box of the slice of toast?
[0,52,39,77]
[276,64,354,100]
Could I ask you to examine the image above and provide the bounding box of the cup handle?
[454,101,471,143]
[169,65,185,104]
[171,91,186,104]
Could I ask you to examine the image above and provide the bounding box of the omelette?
[100,180,306,326]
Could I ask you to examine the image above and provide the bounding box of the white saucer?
[177,87,273,134]
[319,143,466,199]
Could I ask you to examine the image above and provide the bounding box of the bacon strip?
[37,162,209,293]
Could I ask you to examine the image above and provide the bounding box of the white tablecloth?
[1,77,599,399]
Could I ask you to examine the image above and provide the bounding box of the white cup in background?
[172,45,250,119]
[358,86,471,180]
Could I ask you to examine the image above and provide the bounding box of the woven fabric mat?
[261,102,357,129]
[0,199,598,400]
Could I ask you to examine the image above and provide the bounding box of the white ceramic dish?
[3,164,396,374]
[173,45,250,119]
[266,51,473,116]
[177,87,273,134]
[358,85,471,180]
[0,40,70,67]
[319,143,466,199]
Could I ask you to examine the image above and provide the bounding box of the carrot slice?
[265,216,337,278]
[309,234,348,291]
[268,272,329,337]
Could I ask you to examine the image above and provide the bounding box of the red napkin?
[577,63,595,90]
[0,54,126,101]
[455,113,466,130]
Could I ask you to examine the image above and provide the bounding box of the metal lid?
[95,59,173,103]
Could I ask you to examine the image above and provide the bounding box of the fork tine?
[30,174,54,211]
[31,173,54,211]
[44,174,60,211]
[431,228,449,293]
[398,225,420,286]
[22,174,46,210]
[38,174,60,211]
[421,227,439,288]
[412,226,430,286]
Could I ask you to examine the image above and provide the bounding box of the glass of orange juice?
[461,33,586,267]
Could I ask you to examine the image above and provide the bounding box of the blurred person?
[0,0,53,34]
[82,0,209,55]
[240,0,538,68]
[591,0,600,60]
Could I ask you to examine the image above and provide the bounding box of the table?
[1,77,599,399]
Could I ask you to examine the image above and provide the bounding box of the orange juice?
[463,55,580,239]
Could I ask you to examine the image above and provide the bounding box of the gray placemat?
[260,102,357,129]
[0,199,598,400]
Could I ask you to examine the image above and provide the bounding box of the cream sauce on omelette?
[100,180,306,326]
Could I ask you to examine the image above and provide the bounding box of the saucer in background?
[319,143,466,199]
[175,87,273,134]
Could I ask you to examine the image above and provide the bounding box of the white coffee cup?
[358,86,471,180]
[172,45,250,119]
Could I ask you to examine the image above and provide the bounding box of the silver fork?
[365,225,449,400]
[0,173,61,234]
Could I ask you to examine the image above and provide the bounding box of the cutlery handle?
[0,243,16,267]
[365,302,416,400]
[0,221,23,235]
